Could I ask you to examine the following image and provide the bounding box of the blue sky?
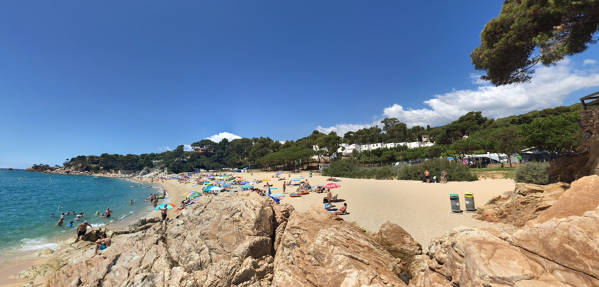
[1,1,599,168]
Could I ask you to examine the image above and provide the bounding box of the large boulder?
[420,226,599,286]
[44,193,279,287]
[372,221,422,283]
[272,208,407,286]
[475,182,569,227]
[531,175,599,224]
[511,177,599,280]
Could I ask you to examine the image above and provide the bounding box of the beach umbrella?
[155,203,175,210]
[223,183,231,187]
[241,184,253,189]
[262,178,271,182]
[241,180,249,184]
[291,178,301,181]
[270,187,279,191]
[205,186,222,192]
[324,183,341,189]
[187,192,201,199]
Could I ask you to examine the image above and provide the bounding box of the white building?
[336,141,435,156]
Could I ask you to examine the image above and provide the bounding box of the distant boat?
[8,168,13,171]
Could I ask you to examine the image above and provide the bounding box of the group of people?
[423,169,448,183]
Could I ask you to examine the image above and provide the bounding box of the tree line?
[59,104,583,174]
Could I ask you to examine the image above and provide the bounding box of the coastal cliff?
[20,177,599,286]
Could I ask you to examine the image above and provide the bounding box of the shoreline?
[0,175,168,287]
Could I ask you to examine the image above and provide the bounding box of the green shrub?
[397,159,477,181]
[515,162,550,184]
[323,160,395,179]
[322,158,477,181]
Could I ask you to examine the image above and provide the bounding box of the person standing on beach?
[160,205,168,221]
[56,213,65,226]
[283,182,286,193]
[424,170,430,183]
[441,170,448,184]
[75,221,93,242]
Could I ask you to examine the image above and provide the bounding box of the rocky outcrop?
[44,193,278,287]
[272,208,408,286]
[372,222,422,283]
[475,181,569,226]
[27,176,599,287]
[415,226,599,286]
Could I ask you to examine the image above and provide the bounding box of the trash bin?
[464,192,476,211]
[450,193,463,213]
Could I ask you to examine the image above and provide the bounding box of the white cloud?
[317,58,599,133]
[159,146,172,152]
[206,132,241,142]
[316,123,376,135]
[183,144,193,151]
[584,59,597,66]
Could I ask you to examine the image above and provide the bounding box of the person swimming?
[67,221,73,228]
[56,213,65,226]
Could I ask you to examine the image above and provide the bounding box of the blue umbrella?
[206,186,222,192]
[155,203,175,210]
[241,180,249,184]
[223,183,231,187]
[241,184,253,189]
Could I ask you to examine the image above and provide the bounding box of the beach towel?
[269,196,280,204]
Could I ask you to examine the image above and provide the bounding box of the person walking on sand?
[160,205,168,221]
[56,213,65,226]
[283,182,286,193]
[441,170,448,184]
[424,170,430,183]
[75,221,93,242]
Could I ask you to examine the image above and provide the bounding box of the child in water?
[67,221,73,228]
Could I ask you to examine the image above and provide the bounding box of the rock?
[44,193,277,287]
[420,226,599,286]
[474,182,569,227]
[531,175,599,224]
[81,228,107,242]
[272,203,293,253]
[512,205,599,279]
[372,221,422,283]
[272,208,407,286]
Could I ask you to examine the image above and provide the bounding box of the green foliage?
[515,162,550,185]
[323,159,477,181]
[397,159,478,182]
[521,113,583,153]
[472,0,599,85]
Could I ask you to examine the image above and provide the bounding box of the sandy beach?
[154,171,514,245]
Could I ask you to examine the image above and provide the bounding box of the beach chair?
[450,194,463,213]
[464,192,476,211]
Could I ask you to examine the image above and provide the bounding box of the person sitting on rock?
[92,234,111,257]
[75,221,93,243]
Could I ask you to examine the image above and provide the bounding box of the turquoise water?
[0,169,161,255]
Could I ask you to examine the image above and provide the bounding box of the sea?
[0,169,162,257]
